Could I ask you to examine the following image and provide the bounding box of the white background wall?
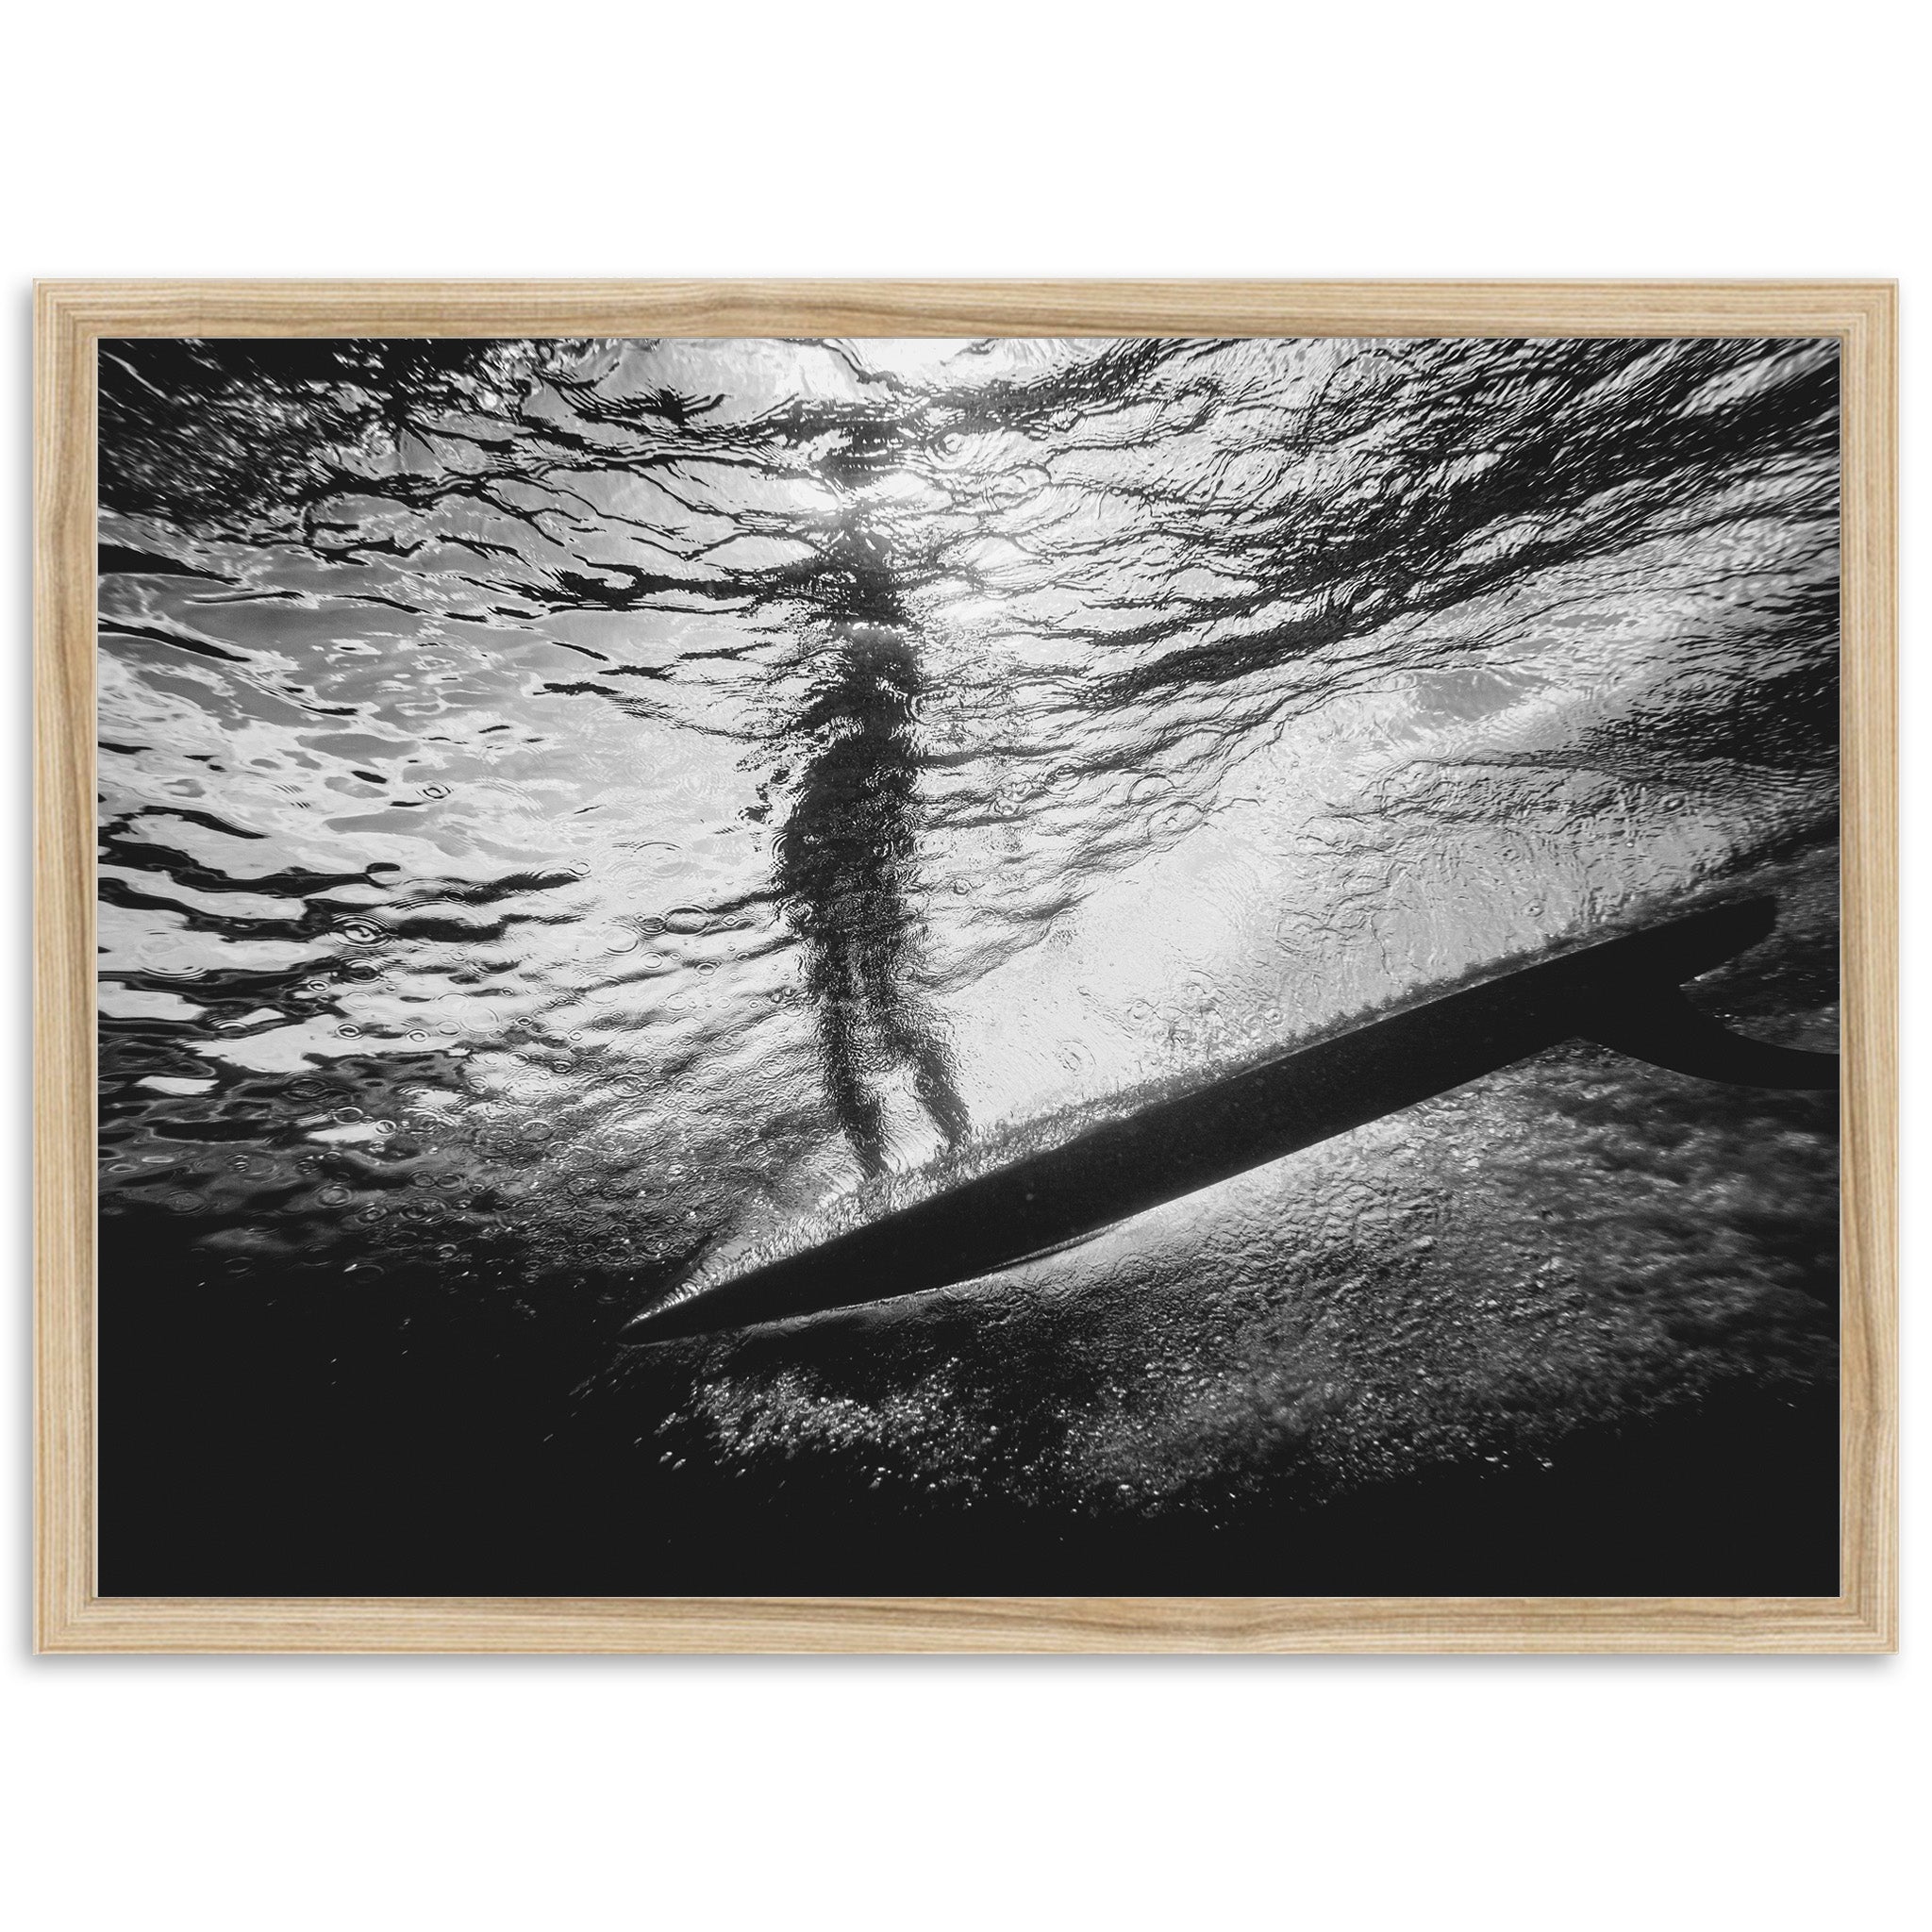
[3,5,1921,1925]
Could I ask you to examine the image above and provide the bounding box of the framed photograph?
[35,281,1895,1653]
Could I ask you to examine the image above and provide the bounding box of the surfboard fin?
[1581,984,1839,1091]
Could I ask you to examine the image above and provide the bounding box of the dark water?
[97,336,1840,1592]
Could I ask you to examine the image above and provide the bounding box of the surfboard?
[625,896,1837,1341]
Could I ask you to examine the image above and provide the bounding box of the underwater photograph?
[94,333,1841,1594]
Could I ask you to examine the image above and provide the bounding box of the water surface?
[97,335,1840,1591]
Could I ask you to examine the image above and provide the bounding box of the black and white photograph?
[95,331,1842,1597]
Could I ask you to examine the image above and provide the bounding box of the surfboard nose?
[619,1293,718,1344]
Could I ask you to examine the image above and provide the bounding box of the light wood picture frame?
[36,280,1896,1653]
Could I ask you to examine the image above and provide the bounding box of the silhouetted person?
[771,421,968,1175]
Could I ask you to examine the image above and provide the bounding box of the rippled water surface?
[97,336,1840,1591]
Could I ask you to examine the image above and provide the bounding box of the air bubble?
[138,937,208,979]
